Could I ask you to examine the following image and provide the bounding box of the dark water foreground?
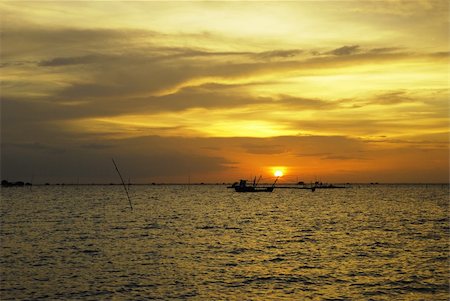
[1,185,449,300]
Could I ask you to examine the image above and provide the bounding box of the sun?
[274,170,283,177]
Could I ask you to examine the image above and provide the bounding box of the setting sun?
[274,170,284,177]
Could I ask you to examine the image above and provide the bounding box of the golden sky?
[1,0,449,183]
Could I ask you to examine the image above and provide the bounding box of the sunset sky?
[1,0,448,184]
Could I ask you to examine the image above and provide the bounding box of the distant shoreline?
[2,182,449,187]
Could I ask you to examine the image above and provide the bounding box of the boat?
[231,179,275,192]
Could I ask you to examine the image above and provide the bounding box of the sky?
[1,0,449,184]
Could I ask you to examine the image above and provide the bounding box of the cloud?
[1,135,235,182]
[297,151,368,161]
[322,154,367,161]
[241,143,288,155]
[39,55,103,67]
[4,24,441,112]
[1,27,161,58]
[272,95,336,110]
[254,49,303,60]
[327,45,360,56]
[80,143,114,150]
[288,118,441,137]
[369,47,402,54]
[0,60,35,68]
[369,91,414,105]
[431,51,450,58]
[8,142,66,154]
[348,0,448,16]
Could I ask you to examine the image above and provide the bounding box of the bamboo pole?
[112,158,133,210]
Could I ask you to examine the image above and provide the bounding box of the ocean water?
[1,184,448,300]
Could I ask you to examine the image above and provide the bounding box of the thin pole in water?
[112,158,133,210]
[256,175,262,187]
[272,176,279,188]
[29,173,34,192]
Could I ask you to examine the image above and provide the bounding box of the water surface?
[1,184,448,300]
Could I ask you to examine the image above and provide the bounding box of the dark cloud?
[0,60,34,68]
[369,47,402,54]
[185,81,276,92]
[327,45,360,56]
[431,51,450,58]
[322,154,367,161]
[363,131,449,147]
[255,49,303,60]
[157,47,252,60]
[273,95,336,110]
[1,135,234,183]
[369,91,414,105]
[1,28,161,58]
[297,152,330,157]
[39,55,103,67]
[58,83,120,98]
[38,49,229,68]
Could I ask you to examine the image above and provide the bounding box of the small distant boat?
[230,178,276,193]
[276,181,347,191]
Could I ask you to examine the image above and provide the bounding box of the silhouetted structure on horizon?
[1,180,32,187]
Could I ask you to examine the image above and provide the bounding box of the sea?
[1,184,449,300]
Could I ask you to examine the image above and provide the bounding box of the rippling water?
[1,184,449,300]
